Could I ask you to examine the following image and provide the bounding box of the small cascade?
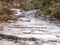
[0,9,60,45]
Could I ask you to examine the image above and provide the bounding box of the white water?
[0,9,60,45]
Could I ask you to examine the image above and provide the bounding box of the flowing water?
[0,9,60,45]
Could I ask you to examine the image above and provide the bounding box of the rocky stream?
[0,9,60,45]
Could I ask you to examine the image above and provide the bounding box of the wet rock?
[0,8,25,21]
[20,19,30,22]
[0,14,21,21]
[6,20,17,23]
[34,40,42,45]
[21,42,30,45]
[0,23,5,31]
